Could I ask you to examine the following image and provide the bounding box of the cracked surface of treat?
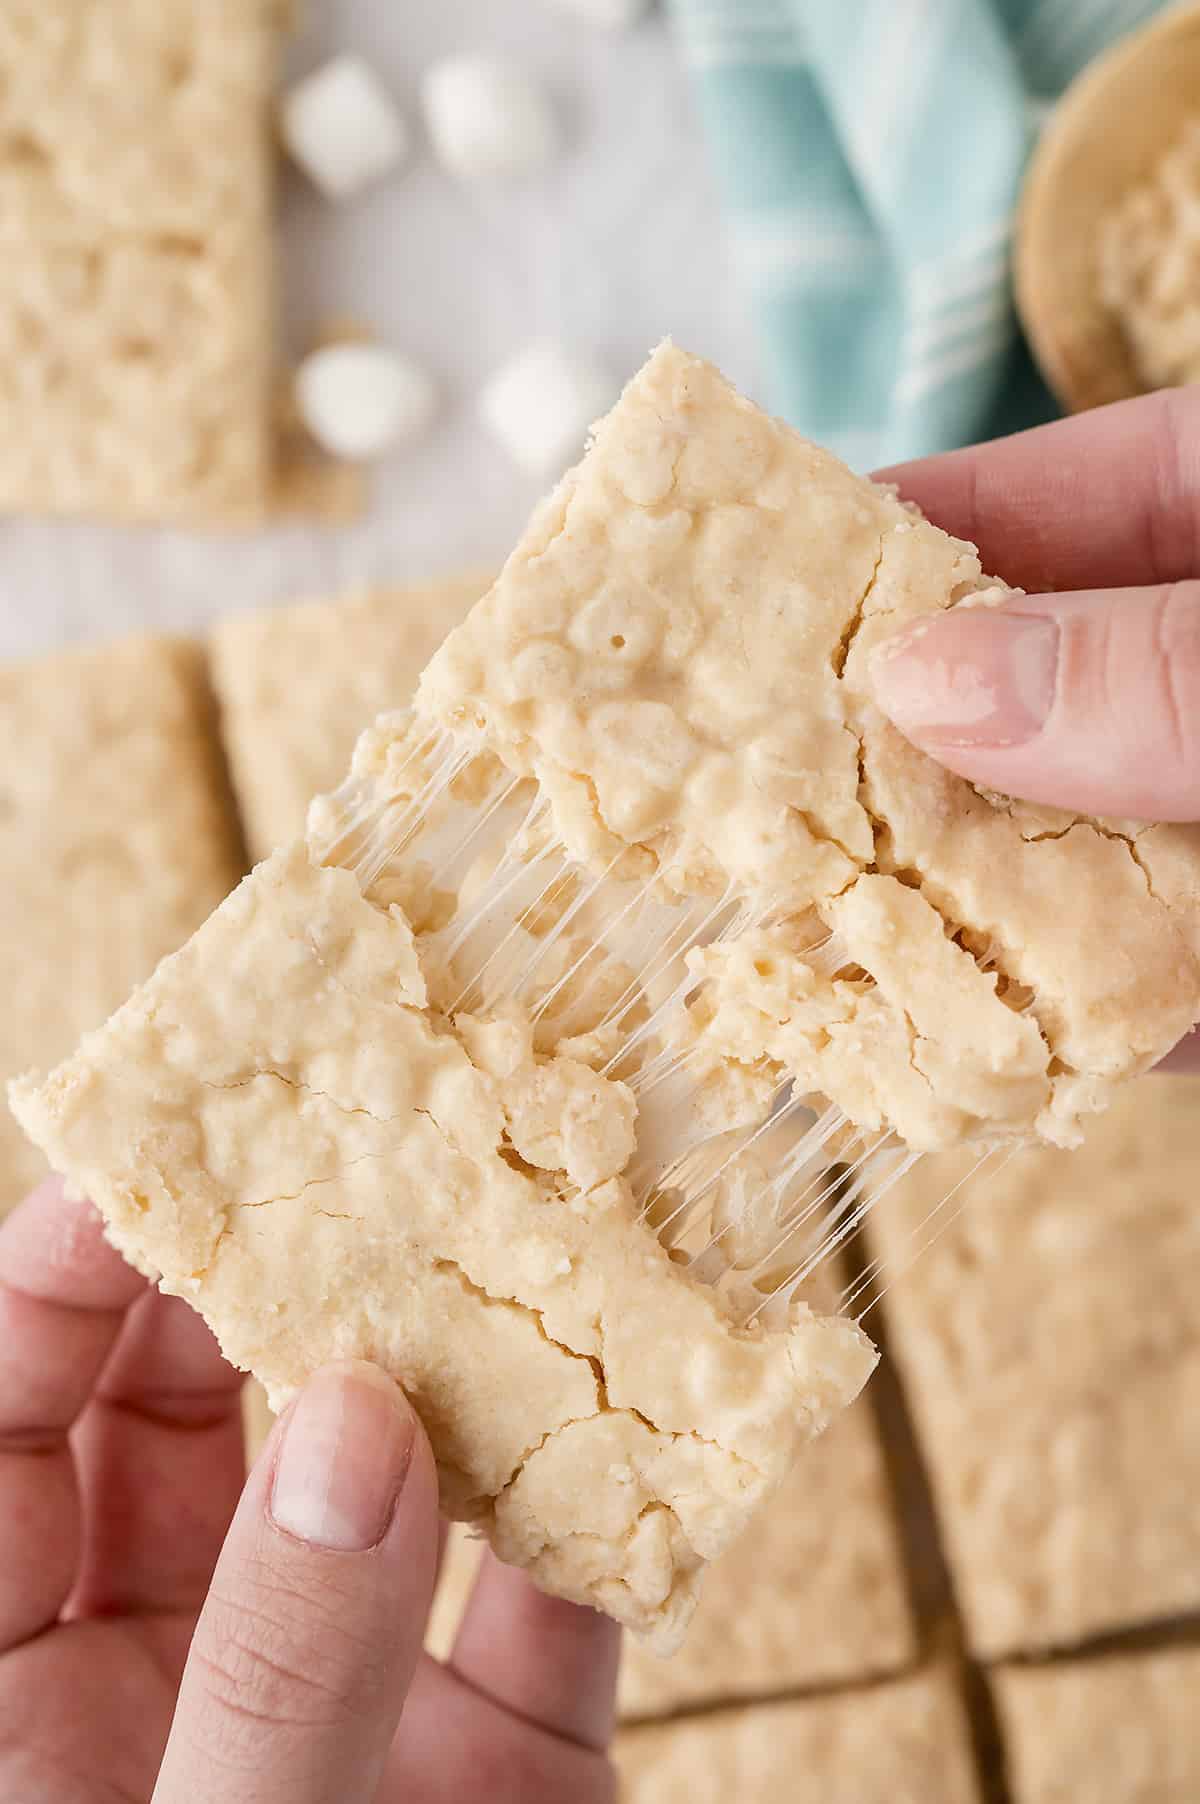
[868,1074,1200,1658]
[0,635,243,1214]
[0,0,282,523]
[430,1379,917,1716]
[615,1659,983,1802]
[993,1646,1200,1804]
[1100,119,1200,391]
[11,838,875,1650]
[210,578,489,859]
[418,342,1200,1151]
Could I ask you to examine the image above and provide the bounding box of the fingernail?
[870,610,1059,748]
[270,1362,416,1552]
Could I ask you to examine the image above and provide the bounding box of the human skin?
[873,385,1200,1073]
[0,1180,618,1804]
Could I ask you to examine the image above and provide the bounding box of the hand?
[871,385,1200,1071]
[0,1179,619,1804]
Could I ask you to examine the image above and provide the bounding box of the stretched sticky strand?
[675,1100,848,1267]
[428,773,522,888]
[740,1135,913,1327]
[315,713,1016,1332]
[846,1142,1023,1322]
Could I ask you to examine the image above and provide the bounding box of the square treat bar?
[868,1074,1200,1658]
[993,1646,1200,1804]
[0,635,244,1213]
[615,1660,983,1803]
[10,830,875,1649]
[25,342,1200,1651]
[425,1384,918,1713]
[0,0,281,523]
[210,578,488,860]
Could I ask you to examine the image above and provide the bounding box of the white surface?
[422,55,558,182]
[281,53,409,200]
[547,0,653,25]
[479,341,614,474]
[296,343,437,460]
[0,0,758,665]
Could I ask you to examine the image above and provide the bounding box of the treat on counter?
[210,578,487,860]
[0,636,243,1215]
[13,343,1200,1652]
[1099,118,1200,392]
[0,0,283,524]
[615,1659,983,1803]
[868,1074,1200,1659]
[1016,3,1200,411]
[479,340,614,474]
[294,341,438,460]
[280,52,409,200]
[421,55,558,181]
[993,1646,1200,1804]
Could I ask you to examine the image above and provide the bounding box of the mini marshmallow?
[281,55,408,200]
[546,0,652,24]
[421,56,558,182]
[479,342,613,475]
[295,344,437,461]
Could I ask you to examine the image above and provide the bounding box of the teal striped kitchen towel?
[668,0,1169,468]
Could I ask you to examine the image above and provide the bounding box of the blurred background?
[2,1,1199,1800]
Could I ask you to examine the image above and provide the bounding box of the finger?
[154,1362,439,1804]
[387,1654,617,1803]
[68,1288,246,1618]
[0,1180,146,1651]
[877,386,1200,595]
[450,1551,620,1752]
[870,582,1200,819]
[1157,1028,1200,1073]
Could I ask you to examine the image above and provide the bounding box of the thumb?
[869,583,1200,820]
[154,1361,439,1804]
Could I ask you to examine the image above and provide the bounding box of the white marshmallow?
[546,0,652,24]
[479,343,613,475]
[421,56,558,182]
[295,344,437,461]
[281,55,408,200]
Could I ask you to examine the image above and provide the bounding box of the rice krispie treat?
[868,1074,1200,1658]
[0,635,243,1213]
[1099,119,1200,391]
[615,1659,984,1803]
[13,342,1199,1648]
[993,1646,1200,1804]
[0,0,282,523]
[419,343,1200,1153]
[210,578,488,859]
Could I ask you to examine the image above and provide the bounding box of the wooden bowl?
[1016,2,1200,413]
